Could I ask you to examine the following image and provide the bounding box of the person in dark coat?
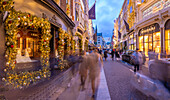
[104,50,108,61]
[111,49,115,61]
[115,50,120,60]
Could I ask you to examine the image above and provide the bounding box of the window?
[75,11,79,21]
[153,32,161,54]
[165,30,170,54]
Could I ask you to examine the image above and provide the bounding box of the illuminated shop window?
[16,30,40,63]
[139,36,144,51]
[153,32,161,54]
[165,30,170,55]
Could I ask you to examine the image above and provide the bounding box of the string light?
[2,1,52,88]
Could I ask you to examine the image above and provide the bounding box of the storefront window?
[139,36,143,51]
[165,30,170,55]
[129,34,134,50]
[16,31,40,63]
[153,32,161,54]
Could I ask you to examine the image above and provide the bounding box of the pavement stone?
[103,58,154,100]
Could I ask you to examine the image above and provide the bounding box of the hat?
[136,48,139,50]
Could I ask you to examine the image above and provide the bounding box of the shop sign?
[139,23,160,36]
[42,13,62,27]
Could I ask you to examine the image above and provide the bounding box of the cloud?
[89,0,124,37]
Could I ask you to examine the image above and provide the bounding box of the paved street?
[56,56,154,100]
[103,58,154,100]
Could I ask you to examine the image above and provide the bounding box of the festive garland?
[64,33,71,53]
[71,37,75,52]
[66,3,70,16]
[85,39,89,51]
[0,0,14,12]
[2,9,52,88]
[58,28,64,70]
[75,33,83,53]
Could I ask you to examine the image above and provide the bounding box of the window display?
[16,30,40,63]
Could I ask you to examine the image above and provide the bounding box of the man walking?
[131,48,143,72]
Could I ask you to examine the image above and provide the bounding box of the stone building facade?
[114,0,170,57]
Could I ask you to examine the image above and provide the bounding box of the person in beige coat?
[87,49,103,97]
[79,51,88,90]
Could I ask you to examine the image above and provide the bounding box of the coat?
[132,52,143,65]
[79,55,88,77]
[87,52,103,80]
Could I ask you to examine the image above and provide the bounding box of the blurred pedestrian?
[104,50,108,61]
[132,48,143,72]
[115,50,120,60]
[79,51,88,91]
[99,49,102,55]
[87,49,103,98]
[139,51,146,64]
[111,49,115,61]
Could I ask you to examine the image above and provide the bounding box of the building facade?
[114,0,170,57]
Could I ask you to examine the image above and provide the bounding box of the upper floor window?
[75,10,79,21]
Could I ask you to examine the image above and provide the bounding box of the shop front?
[165,19,170,56]
[138,23,160,56]
[0,0,75,88]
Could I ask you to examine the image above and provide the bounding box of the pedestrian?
[87,49,103,98]
[104,50,108,61]
[115,49,120,60]
[79,50,88,91]
[99,49,102,55]
[111,49,115,61]
[131,48,143,72]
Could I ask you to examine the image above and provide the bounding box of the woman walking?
[79,51,88,90]
[87,49,103,98]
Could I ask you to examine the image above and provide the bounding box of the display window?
[165,30,170,55]
[16,30,41,63]
[153,32,161,54]
[139,36,144,51]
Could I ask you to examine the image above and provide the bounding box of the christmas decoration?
[3,8,52,88]
[64,33,71,53]
[75,33,83,53]
[0,0,14,12]
[58,28,64,70]
[66,3,70,16]
[85,39,89,51]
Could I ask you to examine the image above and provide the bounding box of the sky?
[89,0,124,38]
